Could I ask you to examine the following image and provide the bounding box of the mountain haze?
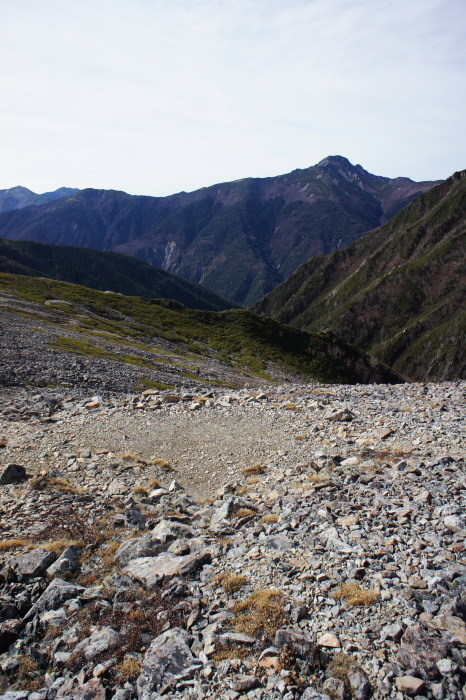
[253,171,466,381]
[0,186,78,214]
[0,157,440,305]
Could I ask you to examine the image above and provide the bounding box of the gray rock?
[123,550,211,589]
[55,677,106,699]
[136,627,201,700]
[347,667,371,700]
[323,678,350,700]
[0,464,29,485]
[398,624,450,679]
[230,674,259,692]
[114,520,192,567]
[73,626,120,660]
[300,688,332,700]
[210,499,233,528]
[8,547,57,578]
[275,628,315,658]
[24,577,84,620]
[46,546,80,577]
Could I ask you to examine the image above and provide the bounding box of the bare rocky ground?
[0,380,465,700]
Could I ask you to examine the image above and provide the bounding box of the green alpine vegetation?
[0,239,235,311]
[253,171,466,381]
[0,273,402,386]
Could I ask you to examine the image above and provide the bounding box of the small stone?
[317,632,341,648]
[395,676,426,695]
[408,575,427,589]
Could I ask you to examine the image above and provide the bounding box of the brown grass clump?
[328,652,355,683]
[232,507,256,520]
[283,402,301,411]
[150,458,171,468]
[233,588,286,640]
[117,656,142,683]
[217,573,249,593]
[333,582,379,607]
[308,472,332,484]
[212,645,250,662]
[242,464,266,477]
[40,538,83,554]
[101,541,120,566]
[259,513,279,524]
[133,485,149,496]
[28,476,83,494]
[18,656,42,690]
[117,452,148,465]
[0,538,30,551]
[148,477,162,490]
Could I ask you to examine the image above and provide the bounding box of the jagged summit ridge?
[0,158,440,305]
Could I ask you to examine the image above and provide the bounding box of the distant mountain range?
[0,186,78,214]
[0,239,234,312]
[0,157,440,305]
[253,171,466,381]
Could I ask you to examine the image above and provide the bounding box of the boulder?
[114,520,193,567]
[24,578,84,620]
[123,550,211,589]
[136,627,201,699]
[8,547,57,578]
[0,464,29,485]
[46,546,80,578]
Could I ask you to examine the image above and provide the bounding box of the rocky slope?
[253,171,466,382]
[0,159,440,305]
[0,188,78,215]
[0,240,235,312]
[0,379,465,699]
[0,273,402,392]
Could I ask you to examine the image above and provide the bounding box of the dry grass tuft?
[118,452,148,465]
[217,573,249,593]
[28,476,83,494]
[150,458,171,468]
[283,402,301,411]
[308,472,332,484]
[212,645,250,662]
[333,582,379,607]
[259,513,279,524]
[133,485,149,496]
[40,538,82,554]
[0,538,31,551]
[232,507,256,520]
[233,588,286,639]
[117,656,142,683]
[242,464,266,477]
[328,652,355,683]
[148,477,162,490]
[101,541,120,566]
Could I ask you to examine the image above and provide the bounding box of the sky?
[1,0,465,196]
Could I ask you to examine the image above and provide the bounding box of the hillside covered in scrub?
[0,239,235,312]
[253,171,466,381]
[0,273,402,392]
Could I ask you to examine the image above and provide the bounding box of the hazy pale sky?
[1,0,465,196]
